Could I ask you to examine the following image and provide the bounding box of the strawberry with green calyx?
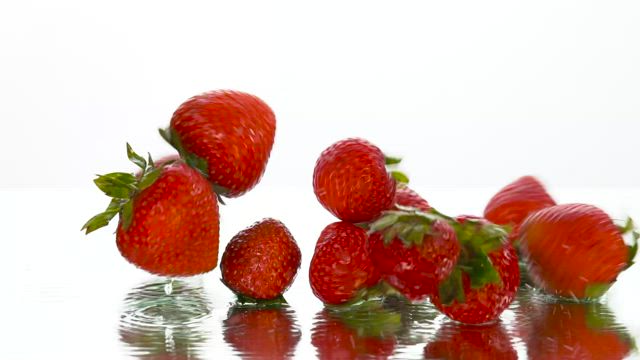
[518,203,638,299]
[313,138,408,223]
[82,144,220,276]
[368,209,460,302]
[221,218,301,301]
[160,90,276,198]
[430,215,519,325]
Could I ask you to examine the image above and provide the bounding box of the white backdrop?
[1,0,639,189]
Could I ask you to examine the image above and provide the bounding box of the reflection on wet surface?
[118,280,636,359]
[119,279,213,359]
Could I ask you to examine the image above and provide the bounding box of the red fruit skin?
[170,90,276,198]
[484,176,556,242]
[430,240,520,324]
[309,222,380,305]
[394,185,430,211]
[313,138,396,223]
[311,310,396,360]
[221,218,301,300]
[116,161,219,277]
[224,306,301,359]
[518,203,629,298]
[369,220,459,301]
[424,321,517,360]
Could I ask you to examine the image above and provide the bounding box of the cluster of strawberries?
[83,90,302,302]
[309,138,638,324]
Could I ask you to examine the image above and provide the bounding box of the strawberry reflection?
[424,321,517,360]
[119,279,212,359]
[522,300,635,360]
[311,296,439,359]
[223,304,301,359]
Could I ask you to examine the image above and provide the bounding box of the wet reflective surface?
[3,189,640,359]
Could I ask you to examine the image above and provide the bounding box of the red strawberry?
[82,144,219,276]
[424,321,517,360]
[221,218,301,301]
[394,184,430,211]
[524,301,634,360]
[161,90,276,198]
[484,176,556,242]
[313,138,403,223]
[309,222,380,305]
[223,305,301,359]
[430,216,519,324]
[518,203,637,299]
[368,210,460,301]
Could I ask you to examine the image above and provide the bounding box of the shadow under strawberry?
[223,304,301,359]
[118,279,213,359]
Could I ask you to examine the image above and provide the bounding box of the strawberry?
[82,144,219,276]
[313,138,405,223]
[221,218,301,301]
[430,216,519,324]
[368,210,460,301]
[160,90,276,198]
[309,222,380,305]
[223,305,301,359]
[484,175,556,242]
[424,321,517,360]
[517,203,637,299]
[394,184,430,211]
[524,300,634,360]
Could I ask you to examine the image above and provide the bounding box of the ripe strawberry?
[160,90,276,198]
[394,184,430,211]
[221,218,301,301]
[524,301,634,360]
[518,203,637,299]
[430,216,519,324]
[313,138,405,223]
[309,222,380,305]
[82,144,219,276]
[424,321,517,360]
[223,305,301,359]
[484,176,556,242]
[368,210,460,301]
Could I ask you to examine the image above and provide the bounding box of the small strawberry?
[430,216,519,324]
[160,90,276,198]
[394,184,430,211]
[309,222,380,305]
[223,305,302,359]
[484,175,556,242]
[313,138,406,223]
[82,144,219,276]
[221,218,301,301]
[368,210,460,301]
[518,203,637,299]
[424,321,517,360]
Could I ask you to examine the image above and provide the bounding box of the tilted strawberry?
[394,184,430,211]
[160,90,276,198]
[309,222,380,305]
[524,301,634,360]
[223,305,301,359]
[313,138,407,223]
[424,321,517,360]
[368,210,460,301]
[484,175,556,242]
[82,144,219,276]
[430,215,519,324]
[221,218,301,301]
[517,203,638,299]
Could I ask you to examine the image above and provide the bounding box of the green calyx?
[617,217,639,270]
[326,298,403,338]
[368,209,443,247]
[81,143,167,235]
[384,155,409,184]
[234,293,288,308]
[436,214,509,306]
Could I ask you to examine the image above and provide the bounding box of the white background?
[1,0,639,190]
